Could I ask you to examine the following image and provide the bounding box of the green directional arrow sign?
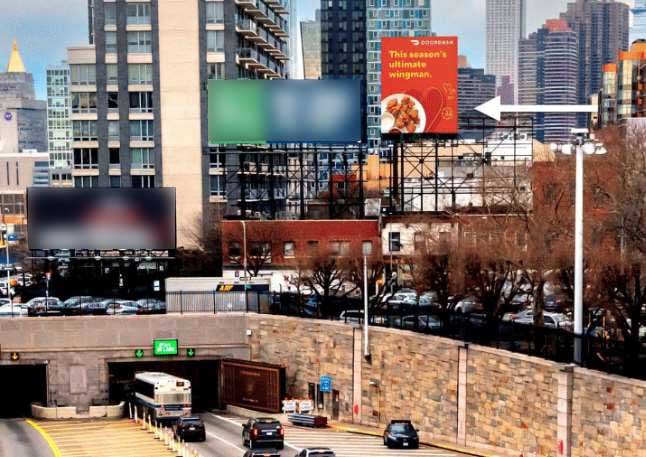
[186,348,196,358]
[134,349,144,359]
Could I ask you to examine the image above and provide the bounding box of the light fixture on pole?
[550,128,606,364]
[362,240,373,362]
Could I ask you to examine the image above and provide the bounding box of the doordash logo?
[410,39,420,46]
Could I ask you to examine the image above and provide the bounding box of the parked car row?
[8,296,167,317]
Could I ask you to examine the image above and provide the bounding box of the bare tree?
[226,223,281,278]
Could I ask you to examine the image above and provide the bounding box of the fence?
[165,290,268,314]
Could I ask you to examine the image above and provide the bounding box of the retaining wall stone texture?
[571,368,646,457]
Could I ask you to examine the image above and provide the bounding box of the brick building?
[221,219,380,291]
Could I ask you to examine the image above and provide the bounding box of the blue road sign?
[319,375,332,393]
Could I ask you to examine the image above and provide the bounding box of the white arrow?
[474,96,598,122]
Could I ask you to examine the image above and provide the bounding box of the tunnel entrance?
[108,360,220,412]
[0,364,47,418]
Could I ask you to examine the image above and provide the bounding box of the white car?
[0,302,28,316]
[507,310,572,330]
[454,297,481,314]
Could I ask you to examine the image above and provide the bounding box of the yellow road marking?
[25,419,63,457]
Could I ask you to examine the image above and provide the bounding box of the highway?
[194,413,466,457]
[0,419,51,457]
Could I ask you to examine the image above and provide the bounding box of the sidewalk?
[328,421,498,457]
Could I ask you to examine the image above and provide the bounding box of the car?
[391,315,441,331]
[244,450,281,457]
[82,297,109,315]
[383,420,419,449]
[26,297,63,316]
[105,299,139,315]
[294,448,336,456]
[0,301,27,317]
[242,418,284,450]
[62,296,96,316]
[510,310,572,330]
[544,294,571,312]
[453,297,481,314]
[136,299,167,315]
[173,416,206,442]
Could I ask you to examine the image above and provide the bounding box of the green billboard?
[153,338,178,356]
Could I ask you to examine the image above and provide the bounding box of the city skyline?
[0,0,638,101]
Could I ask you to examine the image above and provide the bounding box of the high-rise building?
[519,19,579,142]
[301,10,321,79]
[46,62,73,187]
[321,0,367,141]
[73,0,289,246]
[288,0,299,78]
[598,41,646,126]
[631,0,646,45]
[0,40,48,154]
[366,0,432,155]
[458,67,496,130]
[486,0,526,104]
[561,0,630,122]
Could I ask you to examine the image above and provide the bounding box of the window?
[107,64,118,84]
[109,148,120,165]
[108,121,120,141]
[74,176,98,188]
[250,242,271,261]
[206,30,224,52]
[128,64,153,84]
[127,3,151,25]
[206,2,224,23]
[389,232,401,252]
[73,148,98,169]
[70,65,96,85]
[108,92,119,110]
[131,175,155,188]
[131,148,154,169]
[129,92,153,112]
[72,121,97,141]
[228,241,241,259]
[209,175,224,196]
[110,176,121,188]
[105,31,117,53]
[130,120,154,141]
[283,241,295,257]
[127,31,152,53]
[414,232,425,251]
[104,3,117,25]
[209,152,225,168]
[71,92,97,113]
[207,63,225,80]
[307,240,319,254]
[329,240,350,257]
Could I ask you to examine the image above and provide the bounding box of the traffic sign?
[186,348,196,358]
[10,352,20,362]
[134,349,144,359]
[153,338,178,356]
[319,375,332,393]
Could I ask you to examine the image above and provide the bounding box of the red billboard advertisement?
[381,36,458,136]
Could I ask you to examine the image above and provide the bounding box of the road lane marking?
[207,413,300,451]
[25,419,62,457]
[205,430,246,453]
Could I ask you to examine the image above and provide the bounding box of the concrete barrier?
[31,401,125,420]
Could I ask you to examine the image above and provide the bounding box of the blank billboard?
[208,80,362,144]
[27,188,176,250]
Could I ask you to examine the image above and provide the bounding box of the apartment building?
[46,62,73,187]
[68,0,289,246]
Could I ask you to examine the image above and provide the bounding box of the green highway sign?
[153,339,178,356]
[134,349,144,359]
[186,348,196,358]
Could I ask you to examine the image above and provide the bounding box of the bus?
[130,372,192,423]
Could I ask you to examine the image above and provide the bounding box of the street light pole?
[2,208,11,316]
[241,220,247,279]
[362,241,372,362]
[574,142,584,363]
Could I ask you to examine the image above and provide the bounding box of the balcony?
[236,18,259,37]
[235,0,261,14]
[237,48,260,65]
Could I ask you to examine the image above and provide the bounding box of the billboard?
[27,188,176,250]
[381,36,458,136]
[221,359,286,413]
[208,80,361,144]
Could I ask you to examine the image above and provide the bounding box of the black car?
[242,418,284,450]
[174,416,206,442]
[294,448,336,456]
[61,296,95,316]
[383,420,419,449]
[243,450,281,457]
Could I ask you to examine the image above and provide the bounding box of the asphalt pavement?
[0,419,51,457]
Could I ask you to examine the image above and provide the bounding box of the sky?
[0,0,633,99]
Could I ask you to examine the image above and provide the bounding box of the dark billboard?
[221,359,285,413]
[208,80,362,144]
[27,188,176,250]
